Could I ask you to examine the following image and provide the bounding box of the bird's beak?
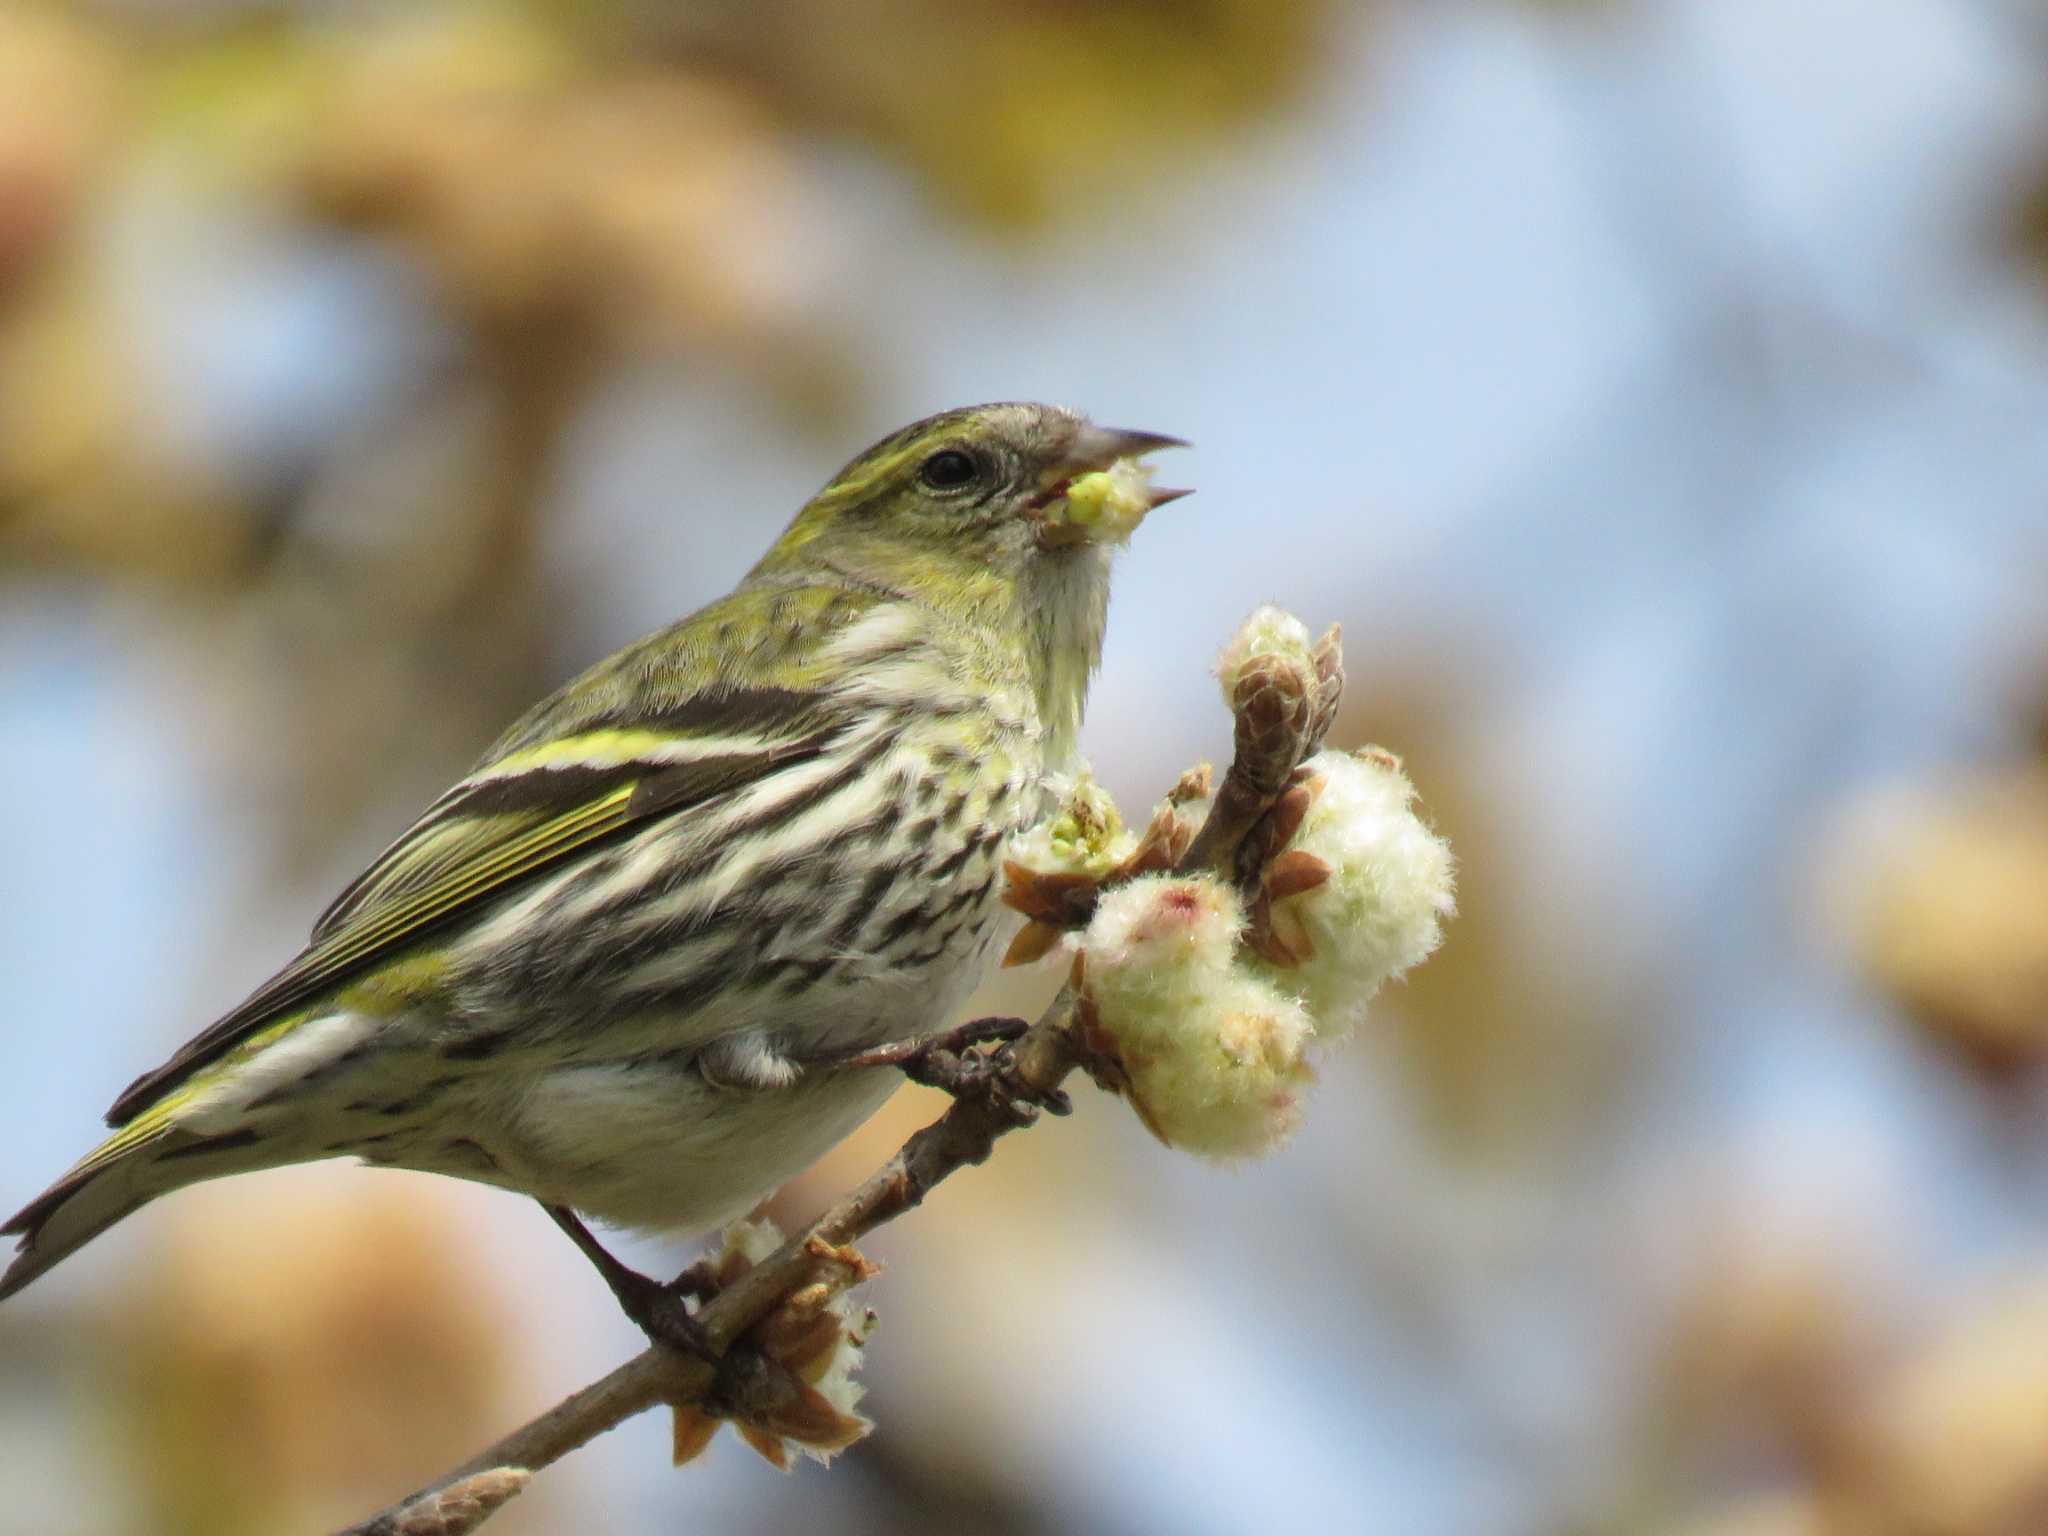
[1029,424,1191,547]
[1064,425,1193,510]
[1068,424,1190,467]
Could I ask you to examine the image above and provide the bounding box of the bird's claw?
[665,1257,723,1304]
[814,1016,1066,1124]
[610,1267,721,1364]
[905,1041,1072,1125]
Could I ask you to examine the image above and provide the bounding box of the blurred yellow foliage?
[103,1175,517,1536]
[1853,1273,2048,1536]
[708,0,1336,227]
[1824,769,2048,1074]
[301,15,812,346]
[0,6,124,304]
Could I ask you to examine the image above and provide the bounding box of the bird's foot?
[610,1266,721,1363]
[947,1040,1074,1126]
[907,1033,1074,1126]
[542,1203,727,1364]
[818,1016,1068,1124]
[666,1256,724,1304]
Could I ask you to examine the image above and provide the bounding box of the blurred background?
[4,0,2048,1531]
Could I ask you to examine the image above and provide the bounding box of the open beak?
[1063,424,1193,509]
[1030,423,1191,547]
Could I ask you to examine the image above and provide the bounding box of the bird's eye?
[918,448,979,491]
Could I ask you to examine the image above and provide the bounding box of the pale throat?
[1024,544,1113,771]
[800,530,1113,771]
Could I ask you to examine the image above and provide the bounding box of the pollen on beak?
[1036,424,1192,546]
[1078,426,1191,507]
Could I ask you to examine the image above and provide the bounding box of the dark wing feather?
[105,701,843,1127]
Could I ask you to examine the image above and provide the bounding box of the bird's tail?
[1,1122,269,1301]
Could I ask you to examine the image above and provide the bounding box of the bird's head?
[748,403,1186,757]
[753,402,1189,597]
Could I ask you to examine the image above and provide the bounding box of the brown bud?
[751,1303,842,1373]
[1231,651,1317,797]
[760,1376,871,1455]
[1264,849,1334,902]
[999,859,1101,927]
[671,1404,720,1466]
[1069,990,1137,1099]
[1256,774,1323,863]
[390,1468,532,1536]
[784,1281,831,1315]
[1002,920,1065,968]
[1242,887,1303,967]
[1118,801,1195,879]
[699,1339,873,1469]
[802,1235,880,1283]
[1168,762,1216,806]
[1308,624,1346,752]
[737,1422,793,1470]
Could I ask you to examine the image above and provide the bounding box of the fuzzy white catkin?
[1213,604,1315,708]
[1084,872,1241,995]
[1252,749,1455,1039]
[1081,874,1314,1160]
[716,1215,785,1269]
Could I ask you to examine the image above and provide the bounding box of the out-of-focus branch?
[339,629,1337,1536]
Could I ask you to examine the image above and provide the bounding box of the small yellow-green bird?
[2,402,1185,1348]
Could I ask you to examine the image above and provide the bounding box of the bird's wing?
[103,679,849,1127]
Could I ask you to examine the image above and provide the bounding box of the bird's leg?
[816,1015,1071,1121]
[541,1203,719,1363]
